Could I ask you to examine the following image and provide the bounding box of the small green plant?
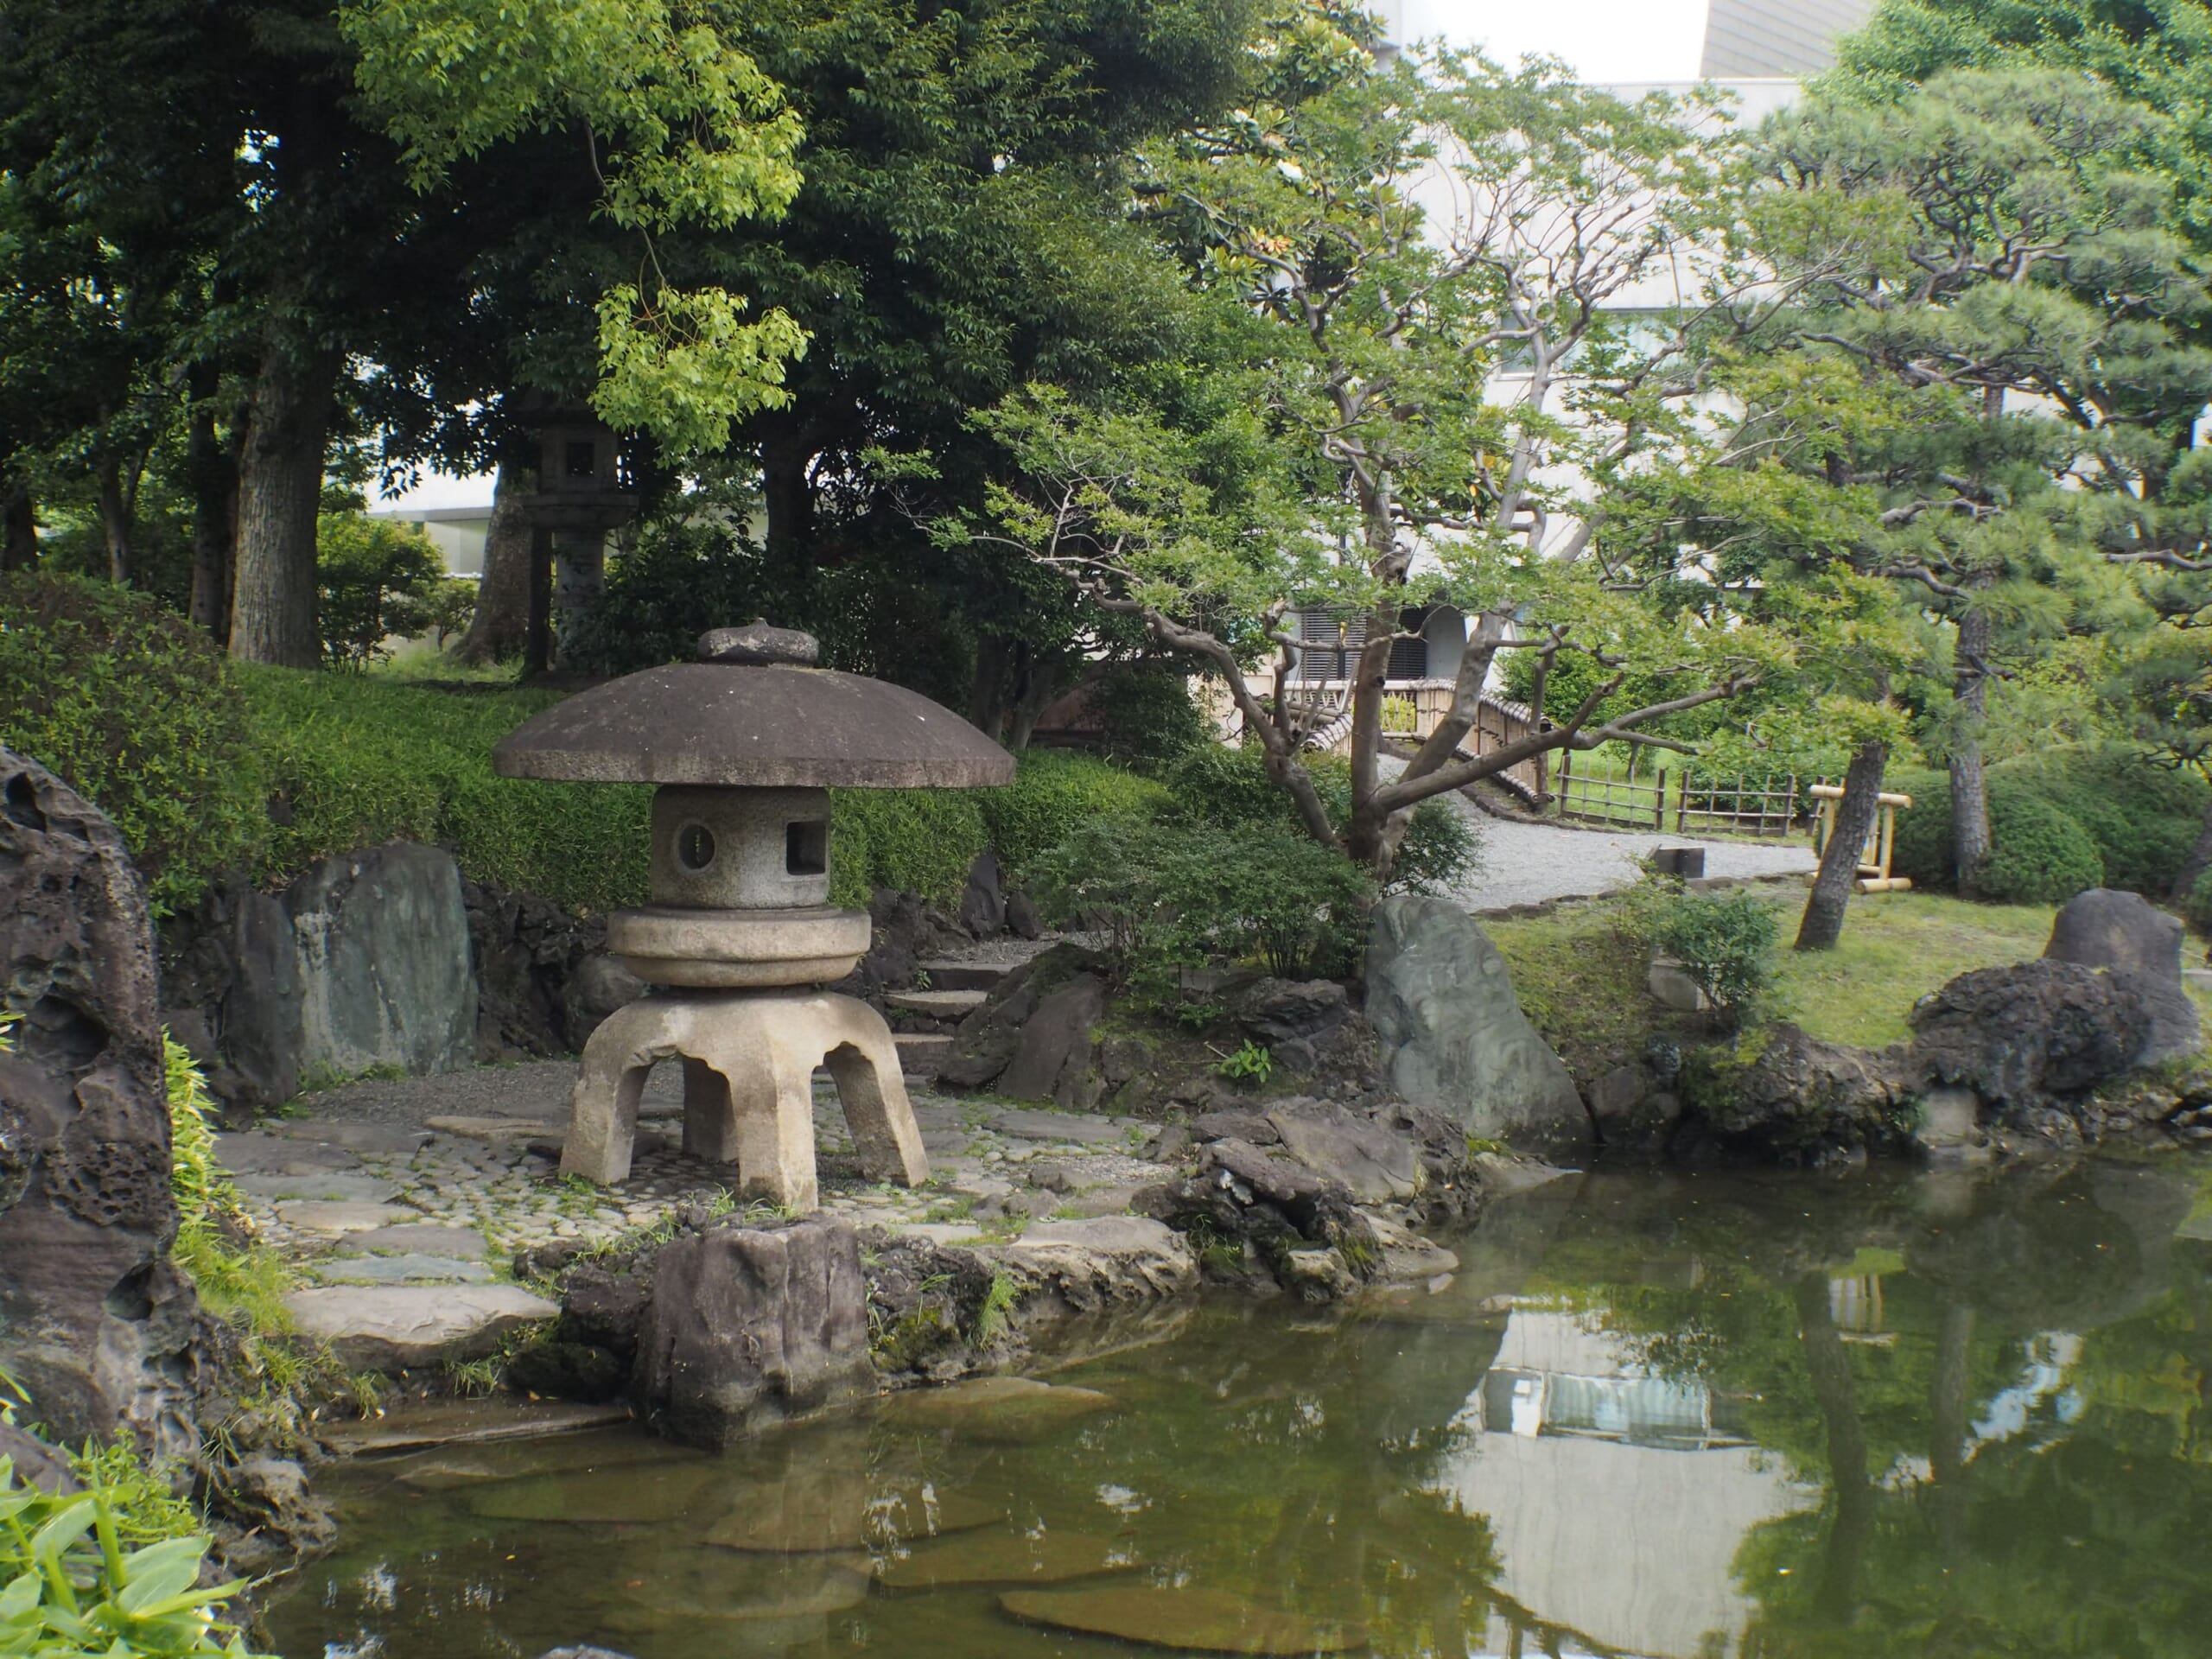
[1379,694,1418,735]
[976,1269,1020,1341]
[0,1446,271,1656]
[1624,879,1780,1014]
[1216,1039,1273,1086]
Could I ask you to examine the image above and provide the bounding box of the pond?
[268,1158,2212,1658]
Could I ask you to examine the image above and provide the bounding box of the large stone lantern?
[493,623,1014,1207]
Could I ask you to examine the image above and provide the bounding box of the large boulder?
[287,843,477,1079]
[1685,1024,1910,1162]
[1909,958,2154,1116]
[1364,895,1590,1159]
[995,975,1108,1105]
[2044,887,2200,1064]
[631,1217,873,1449]
[158,875,303,1113]
[0,750,201,1458]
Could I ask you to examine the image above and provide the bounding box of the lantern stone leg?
[561,989,928,1209]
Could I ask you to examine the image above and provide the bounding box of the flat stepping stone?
[235,1172,400,1205]
[271,1122,432,1158]
[332,1224,490,1259]
[276,1200,416,1234]
[1001,1586,1368,1654]
[425,1115,561,1142]
[310,1253,495,1286]
[877,1529,1128,1589]
[707,1485,1001,1554]
[213,1132,359,1175]
[987,1109,1127,1145]
[598,1555,872,1630]
[914,961,1012,990]
[324,1400,632,1456]
[466,1462,723,1522]
[284,1284,558,1372]
[885,989,990,1016]
[878,1376,1116,1442]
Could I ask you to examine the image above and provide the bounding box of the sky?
[380,0,1714,514]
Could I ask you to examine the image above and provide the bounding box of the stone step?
[895,1033,954,1077]
[915,960,1014,992]
[284,1284,560,1374]
[885,988,989,1019]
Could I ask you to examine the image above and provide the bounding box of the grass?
[1485,884,2166,1065]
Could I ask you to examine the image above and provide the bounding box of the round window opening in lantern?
[492,621,1014,1206]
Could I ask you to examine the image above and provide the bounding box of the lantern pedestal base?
[561,989,928,1209]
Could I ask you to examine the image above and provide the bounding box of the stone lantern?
[513,401,640,676]
[493,622,1015,1207]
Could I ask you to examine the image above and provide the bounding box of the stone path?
[1382,760,1820,912]
[226,1061,1179,1371]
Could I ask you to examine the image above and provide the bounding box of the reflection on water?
[267,1158,2212,1658]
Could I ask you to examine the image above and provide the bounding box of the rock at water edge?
[1365,895,1590,1159]
[287,842,477,1079]
[631,1217,873,1449]
[1000,1586,1368,1655]
[0,749,200,1459]
[283,1284,559,1373]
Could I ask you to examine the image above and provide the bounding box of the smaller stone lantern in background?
[513,397,640,676]
[493,623,1014,1208]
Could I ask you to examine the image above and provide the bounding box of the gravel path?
[1385,760,1820,911]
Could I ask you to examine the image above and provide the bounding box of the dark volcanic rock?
[1910,959,2154,1116]
[958,850,1006,938]
[0,749,200,1458]
[158,875,303,1113]
[1688,1024,1910,1164]
[995,976,1107,1104]
[2044,887,2199,1064]
[0,1422,79,1494]
[632,1217,873,1448]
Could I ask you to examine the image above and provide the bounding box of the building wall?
[1699,0,1875,78]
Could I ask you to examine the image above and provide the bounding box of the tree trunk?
[969,634,1011,743]
[454,465,534,664]
[760,427,815,577]
[1,486,35,571]
[229,342,340,666]
[1796,739,1888,951]
[186,364,238,641]
[95,456,132,584]
[1949,601,1993,895]
[2175,792,2212,903]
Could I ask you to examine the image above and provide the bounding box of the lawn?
[1484,885,2204,1072]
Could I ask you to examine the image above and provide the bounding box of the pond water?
[268,1159,2212,1659]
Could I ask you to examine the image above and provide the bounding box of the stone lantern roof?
[491,624,1016,789]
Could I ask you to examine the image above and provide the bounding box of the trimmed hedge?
[1889,763,2108,906]
[0,573,265,912]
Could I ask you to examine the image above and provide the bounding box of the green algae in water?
[268,1161,2212,1657]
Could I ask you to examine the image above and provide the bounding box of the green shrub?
[1891,748,2198,899]
[1974,787,2105,905]
[0,573,266,913]
[315,512,455,667]
[2184,868,2212,935]
[1156,741,1478,894]
[980,749,1172,879]
[1029,817,1375,1013]
[1079,664,1211,770]
[827,789,988,909]
[239,668,652,915]
[1624,881,1778,1011]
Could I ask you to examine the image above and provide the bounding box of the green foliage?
[826,789,988,910]
[1079,665,1212,771]
[980,750,1173,880]
[1156,742,1477,895]
[0,1446,267,1656]
[162,1038,293,1341]
[1974,788,2107,906]
[1030,817,1375,1013]
[1217,1039,1273,1085]
[2185,868,2212,936]
[1623,880,1780,1013]
[0,573,264,914]
[1891,752,2180,904]
[315,512,454,668]
[239,669,652,915]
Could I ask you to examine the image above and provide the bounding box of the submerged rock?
[466,1460,722,1522]
[877,1376,1116,1442]
[1364,895,1590,1159]
[999,1585,1368,1655]
[706,1480,1000,1553]
[876,1527,1128,1588]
